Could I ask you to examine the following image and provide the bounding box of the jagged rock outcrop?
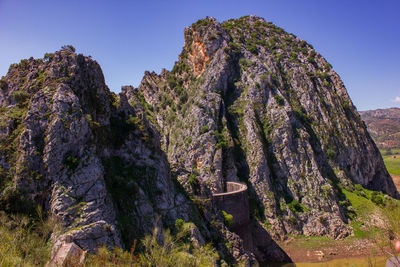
[0,48,204,256]
[0,16,398,265]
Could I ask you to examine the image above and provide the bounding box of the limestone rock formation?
[137,15,397,244]
[0,16,398,265]
[0,48,203,256]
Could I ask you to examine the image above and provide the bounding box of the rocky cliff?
[0,47,205,258]
[138,15,397,238]
[359,108,400,149]
[0,16,398,265]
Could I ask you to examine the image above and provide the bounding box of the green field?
[381,148,400,176]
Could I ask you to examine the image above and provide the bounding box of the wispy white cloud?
[393,96,400,103]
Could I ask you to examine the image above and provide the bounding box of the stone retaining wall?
[212,182,249,229]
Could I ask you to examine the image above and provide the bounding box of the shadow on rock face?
[252,220,292,265]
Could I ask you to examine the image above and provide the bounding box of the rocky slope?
[0,16,398,265]
[359,108,400,149]
[0,47,205,259]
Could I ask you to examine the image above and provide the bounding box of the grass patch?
[342,187,392,238]
[85,223,218,266]
[0,209,60,266]
[342,188,377,217]
[382,151,400,175]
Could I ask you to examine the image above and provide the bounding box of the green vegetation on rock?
[222,210,234,227]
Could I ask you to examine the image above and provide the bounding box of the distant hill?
[359,108,400,149]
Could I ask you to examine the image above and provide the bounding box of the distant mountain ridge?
[359,107,400,149]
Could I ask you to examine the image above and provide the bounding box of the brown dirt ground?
[278,237,388,263]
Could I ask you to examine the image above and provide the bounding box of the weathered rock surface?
[0,16,398,265]
[47,242,86,267]
[0,48,204,257]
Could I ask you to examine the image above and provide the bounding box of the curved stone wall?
[212,182,290,261]
[212,182,250,232]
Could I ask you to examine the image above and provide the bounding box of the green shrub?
[0,78,7,91]
[0,187,36,215]
[85,114,101,130]
[64,155,79,171]
[172,61,190,74]
[248,44,258,55]
[185,137,192,146]
[222,211,234,227]
[371,191,384,206]
[324,62,332,70]
[353,184,367,197]
[293,107,311,125]
[19,59,29,69]
[125,114,141,127]
[192,18,213,29]
[238,57,248,67]
[188,173,197,186]
[275,53,284,62]
[342,101,350,110]
[260,74,269,83]
[307,57,316,64]
[271,74,278,83]
[215,131,227,150]
[326,149,336,160]
[12,90,29,103]
[136,225,219,267]
[287,199,304,213]
[167,75,178,89]
[84,246,138,266]
[316,71,329,79]
[61,45,76,52]
[289,52,298,61]
[200,125,209,134]
[274,95,285,106]
[289,216,297,225]
[228,42,241,54]
[175,219,185,230]
[43,53,54,61]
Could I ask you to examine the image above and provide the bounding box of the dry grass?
[0,208,61,266]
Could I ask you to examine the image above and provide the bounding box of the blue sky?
[0,0,399,111]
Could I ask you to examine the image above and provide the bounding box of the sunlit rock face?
[0,49,200,255]
[138,15,397,244]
